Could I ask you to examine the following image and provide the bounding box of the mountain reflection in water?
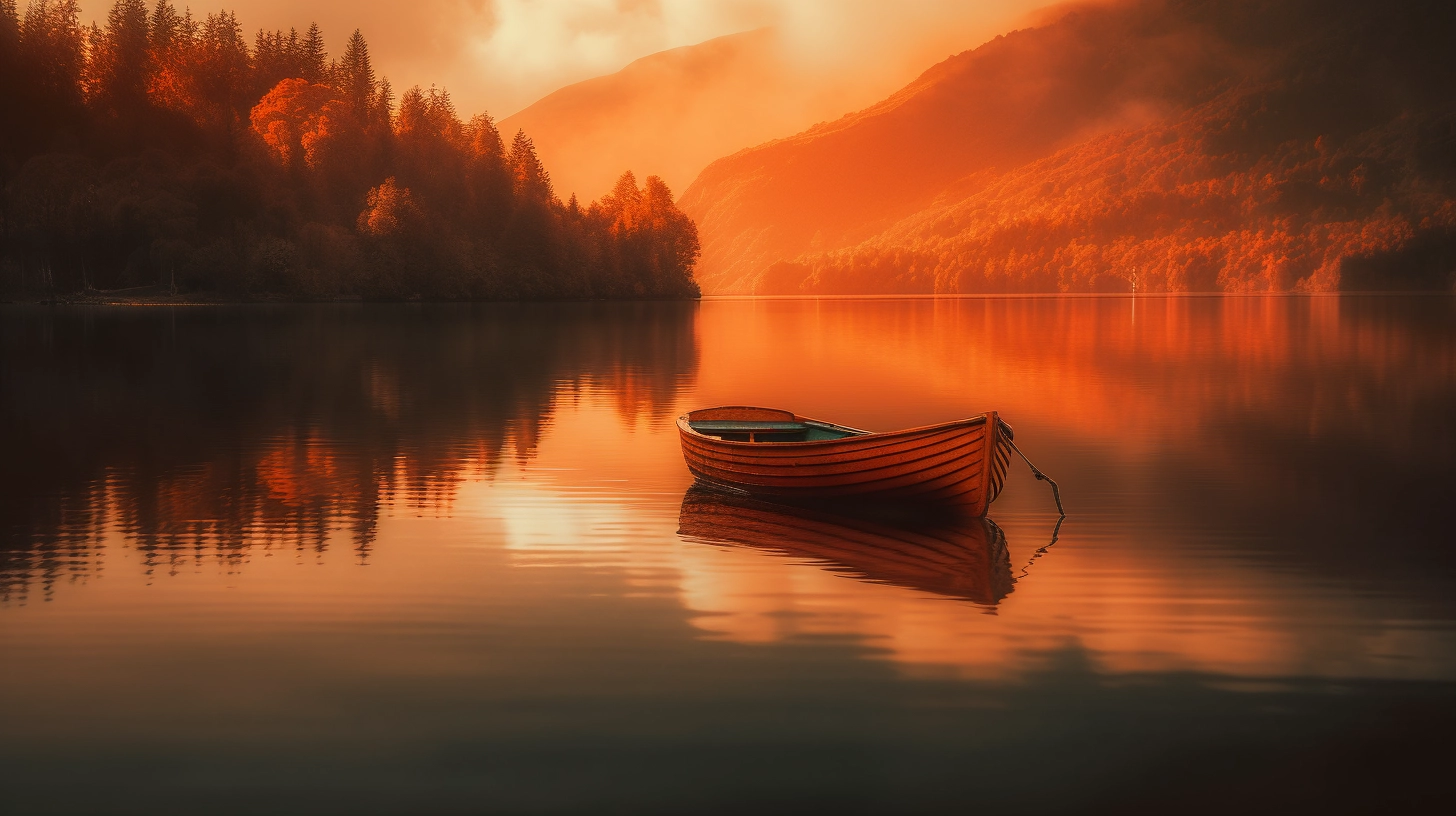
[2,296,1455,813]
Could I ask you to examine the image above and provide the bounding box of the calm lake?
[3,296,1455,814]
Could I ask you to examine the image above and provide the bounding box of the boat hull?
[677,407,1012,516]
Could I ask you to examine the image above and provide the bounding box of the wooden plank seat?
[688,419,860,443]
[688,421,809,432]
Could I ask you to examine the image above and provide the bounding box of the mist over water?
[2,296,1454,813]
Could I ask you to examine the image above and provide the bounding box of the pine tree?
[144,1,190,112]
[252,27,301,96]
[95,0,152,113]
[81,20,101,96]
[0,1,19,54]
[0,1,19,133]
[191,10,249,117]
[337,29,374,120]
[463,113,511,230]
[605,170,642,230]
[466,113,502,162]
[21,0,86,102]
[147,0,179,54]
[300,21,325,82]
[177,8,195,45]
[375,76,394,125]
[508,130,552,203]
[426,85,457,137]
[642,175,698,293]
[395,84,426,137]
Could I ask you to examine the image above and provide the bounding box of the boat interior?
[689,419,862,443]
[685,407,866,443]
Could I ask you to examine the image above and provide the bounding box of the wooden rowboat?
[677,406,1013,516]
[678,488,1014,606]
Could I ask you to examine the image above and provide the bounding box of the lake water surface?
[3,296,1454,814]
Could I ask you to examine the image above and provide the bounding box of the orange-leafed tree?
[250,77,344,170]
[357,177,422,239]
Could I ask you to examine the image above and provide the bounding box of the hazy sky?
[79,0,1047,118]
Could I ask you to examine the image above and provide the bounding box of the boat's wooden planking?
[677,409,1011,516]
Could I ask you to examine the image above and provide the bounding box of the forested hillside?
[0,1,701,300]
[680,0,1456,294]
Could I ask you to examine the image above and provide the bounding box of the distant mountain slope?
[679,0,1456,293]
[500,29,855,203]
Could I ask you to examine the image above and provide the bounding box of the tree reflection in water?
[0,303,699,602]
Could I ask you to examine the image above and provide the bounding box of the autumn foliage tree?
[0,1,701,299]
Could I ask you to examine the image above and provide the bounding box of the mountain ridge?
[500,27,902,204]
[679,0,1456,294]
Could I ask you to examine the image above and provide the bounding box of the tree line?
[0,1,701,299]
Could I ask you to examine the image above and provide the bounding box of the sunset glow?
[76,0,1042,124]
[4,0,1454,810]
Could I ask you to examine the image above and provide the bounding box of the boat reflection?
[676,487,1014,607]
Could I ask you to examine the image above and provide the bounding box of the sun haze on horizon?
[77,0,1046,121]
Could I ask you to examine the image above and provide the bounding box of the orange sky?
[80,0,1047,119]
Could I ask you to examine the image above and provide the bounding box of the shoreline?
[4,291,1451,306]
[1,289,704,307]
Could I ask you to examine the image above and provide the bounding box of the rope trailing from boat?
[1007,439,1065,516]
[1017,514,1065,581]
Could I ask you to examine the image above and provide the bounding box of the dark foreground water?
[2,296,1454,815]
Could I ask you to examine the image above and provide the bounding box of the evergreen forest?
[0,1,702,300]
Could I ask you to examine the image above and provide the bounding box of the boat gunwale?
[677,409,994,449]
